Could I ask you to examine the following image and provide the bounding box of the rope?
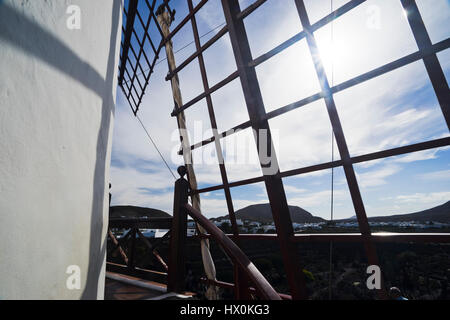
[157,9,218,300]
[135,114,177,180]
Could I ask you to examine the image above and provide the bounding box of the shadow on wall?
[0,0,122,299]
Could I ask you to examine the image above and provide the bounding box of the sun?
[317,40,347,84]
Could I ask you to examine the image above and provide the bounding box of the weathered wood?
[157,7,217,299]
[128,227,137,270]
[167,175,189,293]
[136,228,156,251]
[106,262,168,284]
[184,203,281,300]
[108,229,129,265]
[136,228,169,271]
[234,264,252,300]
[109,229,132,257]
[200,277,292,300]
[152,250,169,271]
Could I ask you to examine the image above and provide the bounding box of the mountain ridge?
[213,201,450,224]
[109,201,450,224]
[109,205,171,219]
[338,201,450,223]
[215,203,325,224]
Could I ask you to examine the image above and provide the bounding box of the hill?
[369,201,450,223]
[109,201,450,224]
[109,205,171,219]
[339,201,450,223]
[216,203,325,224]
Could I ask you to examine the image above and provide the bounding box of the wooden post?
[128,227,137,271]
[168,166,189,293]
[234,264,251,299]
[157,6,218,299]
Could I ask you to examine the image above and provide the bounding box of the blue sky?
[110,0,450,220]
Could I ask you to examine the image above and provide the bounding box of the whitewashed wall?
[0,0,122,299]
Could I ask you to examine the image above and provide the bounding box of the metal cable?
[136,114,177,180]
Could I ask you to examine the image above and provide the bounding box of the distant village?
[116,218,450,239]
[210,218,450,234]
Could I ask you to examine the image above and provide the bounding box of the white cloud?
[356,158,386,168]
[289,190,331,208]
[394,191,450,204]
[356,165,400,188]
[110,165,175,211]
[393,149,437,163]
[110,0,449,219]
[201,197,266,218]
[417,169,450,181]
[285,187,357,220]
[376,191,450,216]
[284,185,307,194]
[393,146,450,163]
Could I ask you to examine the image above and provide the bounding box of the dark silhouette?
[389,287,408,300]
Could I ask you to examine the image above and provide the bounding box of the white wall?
[0,0,122,299]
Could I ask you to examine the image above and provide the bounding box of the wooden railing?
[106,167,281,300]
[168,167,281,300]
[106,216,172,283]
[107,166,450,300]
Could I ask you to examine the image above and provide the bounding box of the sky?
[110,0,450,221]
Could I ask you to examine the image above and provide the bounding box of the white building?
[0,0,122,299]
[187,220,196,228]
[214,219,231,226]
[248,221,261,228]
[263,225,276,232]
[292,223,302,229]
[187,228,197,237]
